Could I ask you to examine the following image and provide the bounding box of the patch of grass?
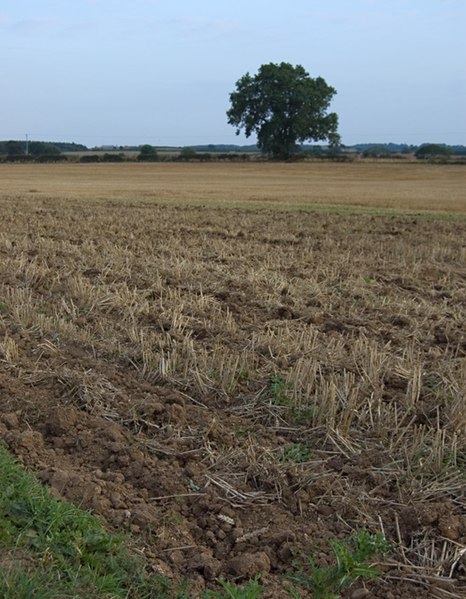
[0,443,181,598]
[203,577,263,598]
[285,529,392,599]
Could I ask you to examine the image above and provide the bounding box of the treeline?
[0,140,86,155]
[0,140,86,163]
[79,147,253,163]
[1,140,465,163]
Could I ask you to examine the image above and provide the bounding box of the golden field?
[0,161,465,598]
[0,161,465,213]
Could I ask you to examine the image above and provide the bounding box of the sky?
[1,0,465,147]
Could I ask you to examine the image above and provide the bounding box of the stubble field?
[0,162,465,598]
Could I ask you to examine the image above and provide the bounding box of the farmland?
[0,162,465,598]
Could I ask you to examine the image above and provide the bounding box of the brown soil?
[0,184,465,597]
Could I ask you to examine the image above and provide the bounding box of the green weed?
[285,529,392,599]
[282,444,311,464]
[268,373,289,406]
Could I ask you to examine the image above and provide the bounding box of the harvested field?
[1,161,466,213]
[0,163,465,598]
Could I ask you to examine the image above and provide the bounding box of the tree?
[137,144,159,162]
[28,141,61,157]
[362,145,391,158]
[227,62,340,159]
[179,147,197,161]
[6,140,24,156]
[415,144,453,160]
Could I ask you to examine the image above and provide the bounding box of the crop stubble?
[0,162,465,597]
[1,161,465,212]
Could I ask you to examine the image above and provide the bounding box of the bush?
[4,154,35,163]
[79,154,100,163]
[35,154,68,163]
[102,153,125,162]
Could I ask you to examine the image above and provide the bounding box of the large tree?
[227,62,340,159]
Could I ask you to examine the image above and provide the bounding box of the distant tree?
[137,144,159,162]
[227,62,340,159]
[415,144,453,159]
[6,140,24,156]
[179,147,197,161]
[362,145,391,158]
[29,141,61,157]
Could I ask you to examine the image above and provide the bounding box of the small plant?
[290,404,319,425]
[363,274,373,285]
[268,373,289,406]
[285,529,392,599]
[203,578,263,599]
[282,443,311,463]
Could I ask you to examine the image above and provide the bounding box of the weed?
[363,275,373,285]
[203,577,263,598]
[282,443,311,464]
[268,373,289,406]
[285,529,392,599]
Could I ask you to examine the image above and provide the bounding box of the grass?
[203,578,263,599]
[0,443,180,598]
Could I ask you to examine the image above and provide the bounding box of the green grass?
[0,443,182,598]
[203,578,263,599]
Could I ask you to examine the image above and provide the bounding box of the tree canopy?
[227,62,340,159]
[415,144,453,159]
[137,144,159,162]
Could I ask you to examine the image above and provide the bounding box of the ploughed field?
[0,162,465,597]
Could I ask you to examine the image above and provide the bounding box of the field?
[0,162,465,598]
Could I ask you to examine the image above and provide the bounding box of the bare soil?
[0,165,465,597]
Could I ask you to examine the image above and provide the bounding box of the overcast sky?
[1,0,465,147]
